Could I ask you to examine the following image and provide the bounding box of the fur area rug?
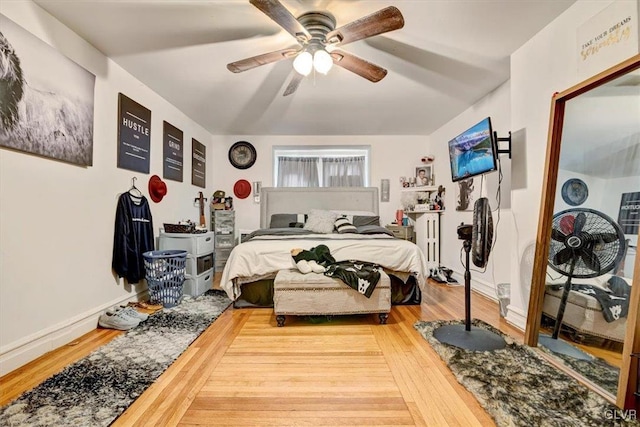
[0,290,231,427]
[538,342,620,396]
[414,319,639,427]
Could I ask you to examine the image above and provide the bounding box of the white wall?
[426,82,512,300]
[210,135,429,232]
[0,2,214,375]
[508,0,625,328]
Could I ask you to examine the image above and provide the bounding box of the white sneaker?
[98,309,140,330]
[118,305,149,322]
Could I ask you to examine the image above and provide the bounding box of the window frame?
[273,145,371,187]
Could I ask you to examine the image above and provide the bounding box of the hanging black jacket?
[112,193,154,283]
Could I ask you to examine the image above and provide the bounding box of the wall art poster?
[455,177,480,211]
[117,93,151,173]
[618,191,640,235]
[0,14,95,166]
[191,138,206,188]
[163,121,183,182]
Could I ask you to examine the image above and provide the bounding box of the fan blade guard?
[472,197,493,268]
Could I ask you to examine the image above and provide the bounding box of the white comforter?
[220,232,429,300]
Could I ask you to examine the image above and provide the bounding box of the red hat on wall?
[234,179,251,199]
[148,175,167,203]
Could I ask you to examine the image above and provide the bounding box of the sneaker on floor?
[98,309,140,330]
[118,305,149,322]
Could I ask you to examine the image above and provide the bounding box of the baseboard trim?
[0,291,148,376]
[449,269,497,302]
[506,305,527,331]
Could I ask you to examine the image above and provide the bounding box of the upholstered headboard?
[260,187,379,229]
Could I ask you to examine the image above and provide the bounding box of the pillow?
[334,217,357,234]
[304,209,338,234]
[270,213,307,228]
[353,215,380,227]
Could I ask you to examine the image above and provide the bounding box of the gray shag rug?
[0,290,231,427]
[415,319,639,427]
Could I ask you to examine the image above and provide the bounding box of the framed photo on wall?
[0,14,95,166]
[415,165,433,186]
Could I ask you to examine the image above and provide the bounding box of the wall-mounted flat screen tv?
[448,117,498,182]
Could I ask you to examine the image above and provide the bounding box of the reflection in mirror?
[538,65,640,397]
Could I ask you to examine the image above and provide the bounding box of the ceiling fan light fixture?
[313,49,333,74]
[293,51,313,76]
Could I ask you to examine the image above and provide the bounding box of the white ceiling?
[34,0,576,136]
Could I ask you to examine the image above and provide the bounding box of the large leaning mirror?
[526,53,640,410]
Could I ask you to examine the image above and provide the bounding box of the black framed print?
[163,121,183,182]
[117,93,151,173]
[618,192,640,235]
[191,138,206,188]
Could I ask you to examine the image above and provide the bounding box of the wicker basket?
[163,223,195,233]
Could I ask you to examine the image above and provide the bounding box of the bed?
[219,187,429,306]
[542,271,632,343]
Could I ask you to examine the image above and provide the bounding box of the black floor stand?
[433,240,507,351]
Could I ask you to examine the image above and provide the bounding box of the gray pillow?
[270,213,306,228]
[353,215,380,227]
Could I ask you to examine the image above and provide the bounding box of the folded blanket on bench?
[572,280,630,323]
[324,260,381,298]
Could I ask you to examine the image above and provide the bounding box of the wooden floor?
[1,280,524,426]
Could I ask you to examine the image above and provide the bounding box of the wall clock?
[561,178,588,206]
[228,141,257,169]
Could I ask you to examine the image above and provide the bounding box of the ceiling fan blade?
[330,50,387,82]
[325,6,404,47]
[283,72,304,96]
[227,47,298,73]
[250,0,311,43]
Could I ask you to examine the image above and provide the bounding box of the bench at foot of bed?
[273,268,391,327]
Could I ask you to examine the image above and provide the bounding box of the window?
[273,146,370,187]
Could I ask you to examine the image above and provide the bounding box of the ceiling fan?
[227,0,404,96]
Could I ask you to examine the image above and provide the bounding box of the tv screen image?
[448,117,498,182]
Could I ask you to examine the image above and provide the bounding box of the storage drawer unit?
[184,270,213,297]
[158,231,214,297]
[211,210,236,272]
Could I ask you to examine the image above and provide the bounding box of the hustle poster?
[117,93,151,173]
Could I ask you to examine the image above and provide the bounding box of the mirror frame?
[525,53,640,409]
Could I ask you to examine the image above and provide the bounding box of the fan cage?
[547,208,625,279]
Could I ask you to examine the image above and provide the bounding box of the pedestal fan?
[433,197,507,351]
[539,208,625,358]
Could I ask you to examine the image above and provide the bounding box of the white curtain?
[322,156,365,187]
[277,157,320,187]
